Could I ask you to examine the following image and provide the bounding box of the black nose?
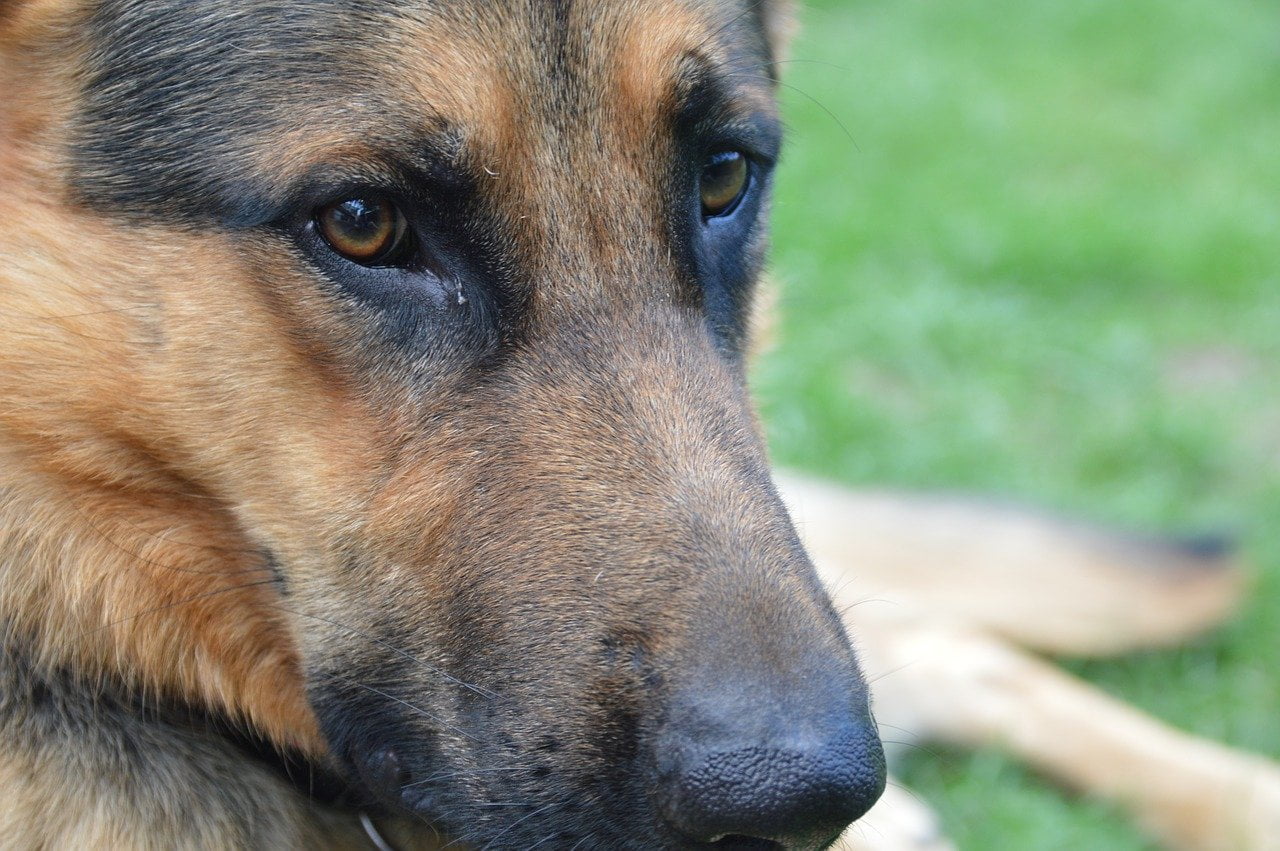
[656,718,885,850]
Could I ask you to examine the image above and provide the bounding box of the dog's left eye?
[700,151,750,219]
[315,196,414,267]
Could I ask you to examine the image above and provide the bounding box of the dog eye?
[315,196,413,266]
[700,151,750,218]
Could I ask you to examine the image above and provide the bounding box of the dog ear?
[757,0,799,64]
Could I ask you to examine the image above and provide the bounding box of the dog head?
[0,1,884,847]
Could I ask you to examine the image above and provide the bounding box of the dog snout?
[654,684,885,850]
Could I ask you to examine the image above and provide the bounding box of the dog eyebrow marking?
[670,53,782,154]
[228,128,476,230]
[68,0,483,226]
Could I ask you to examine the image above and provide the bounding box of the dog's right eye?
[315,197,414,267]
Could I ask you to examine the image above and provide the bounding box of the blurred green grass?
[754,0,1280,847]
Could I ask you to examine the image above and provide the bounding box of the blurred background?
[753,0,1280,847]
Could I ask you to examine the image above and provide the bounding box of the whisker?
[724,57,857,87]
[867,659,919,686]
[526,830,560,849]
[271,605,497,700]
[82,578,279,638]
[881,739,938,757]
[776,80,860,151]
[324,672,479,743]
[837,597,898,619]
[439,829,480,850]
[886,778,936,811]
[690,0,769,58]
[0,303,155,320]
[473,801,536,808]
[72,503,272,577]
[722,73,861,152]
[477,801,563,851]
[402,765,527,790]
[876,722,924,737]
[1,324,161,346]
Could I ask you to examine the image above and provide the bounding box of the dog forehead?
[69,0,774,223]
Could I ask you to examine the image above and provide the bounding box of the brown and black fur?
[0,1,885,848]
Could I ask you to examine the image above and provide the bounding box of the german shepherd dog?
[0,0,889,848]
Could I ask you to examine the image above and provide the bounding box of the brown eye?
[700,150,749,218]
[315,196,411,266]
